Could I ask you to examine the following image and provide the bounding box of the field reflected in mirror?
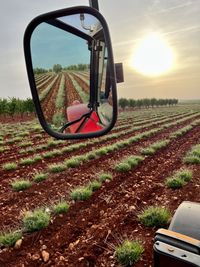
[31,13,113,135]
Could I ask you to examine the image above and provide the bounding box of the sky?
[31,22,90,69]
[0,0,200,100]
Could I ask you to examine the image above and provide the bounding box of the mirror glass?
[30,13,114,135]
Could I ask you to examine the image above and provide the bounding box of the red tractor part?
[66,103,103,133]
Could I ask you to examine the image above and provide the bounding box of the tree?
[119,98,129,110]
[24,98,35,114]
[0,98,8,116]
[53,64,62,74]
[150,98,157,108]
[7,97,18,118]
[33,68,48,75]
[129,99,136,109]
[136,99,143,109]
[142,98,150,108]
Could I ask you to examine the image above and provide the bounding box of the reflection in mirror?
[31,13,113,135]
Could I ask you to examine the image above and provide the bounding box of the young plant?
[87,180,102,191]
[18,141,33,148]
[86,152,97,160]
[184,145,200,164]
[20,157,35,165]
[115,240,144,267]
[70,186,93,201]
[33,155,42,162]
[115,155,144,172]
[140,147,155,155]
[11,179,32,191]
[127,156,144,167]
[53,201,70,214]
[0,147,6,153]
[3,162,17,171]
[165,177,186,189]
[175,169,192,182]
[95,147,109,156]
[65,158,81,168]
[138,206,171,227]
[23,208,50,232]
[115,162,132,172]
[43,150,62,158]
[0,230,22,248]
[48,163,67,173]
[165,169,192,188]
[47,139,63,147]
[33,172,48,183]
[141,140,170,155]
[98,173,113,182]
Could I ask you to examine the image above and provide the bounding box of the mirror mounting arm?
[89,39,100,111]
[89,0,99,11]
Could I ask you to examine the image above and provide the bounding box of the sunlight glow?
[131,32,175,77]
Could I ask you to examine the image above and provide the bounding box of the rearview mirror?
[24,6,117,139]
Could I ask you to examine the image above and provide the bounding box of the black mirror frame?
[24,6,117,140]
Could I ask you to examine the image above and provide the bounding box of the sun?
[131,32,175,77]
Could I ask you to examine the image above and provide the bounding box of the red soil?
[0,112,200,267]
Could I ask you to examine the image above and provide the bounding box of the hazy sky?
[0,0,200,100]
[31,22,90,69]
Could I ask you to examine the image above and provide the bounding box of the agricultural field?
[0,104,200,266]
[35,70,90,128]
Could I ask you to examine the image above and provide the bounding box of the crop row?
[4,116,199,193]
[1,125,199,267]
[2,111,199,169]
[39,75,59,101]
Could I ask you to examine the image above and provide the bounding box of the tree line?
[119,98,178,110]
[0,98,35,118]
[33,64,89,75]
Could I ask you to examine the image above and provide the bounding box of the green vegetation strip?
[11,179,32,191]
[0,230,22,248]
[184,144,200,164]
[31,116,200,177]
[53,201,70,214]
[68,74,89,103]
[17,111,198,157]
[141,140,170,155]
[39,75,58,101]
[2,112,199,174]
[37,75,54,90]
[23,208,51,232]
[52,74,66,126]
[115,156,144,172]
[2,162,18,171]
[138,206,171,227]
[165,169,192,189]
[115,240,144,266]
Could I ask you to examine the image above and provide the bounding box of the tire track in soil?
[1,126,200,267]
